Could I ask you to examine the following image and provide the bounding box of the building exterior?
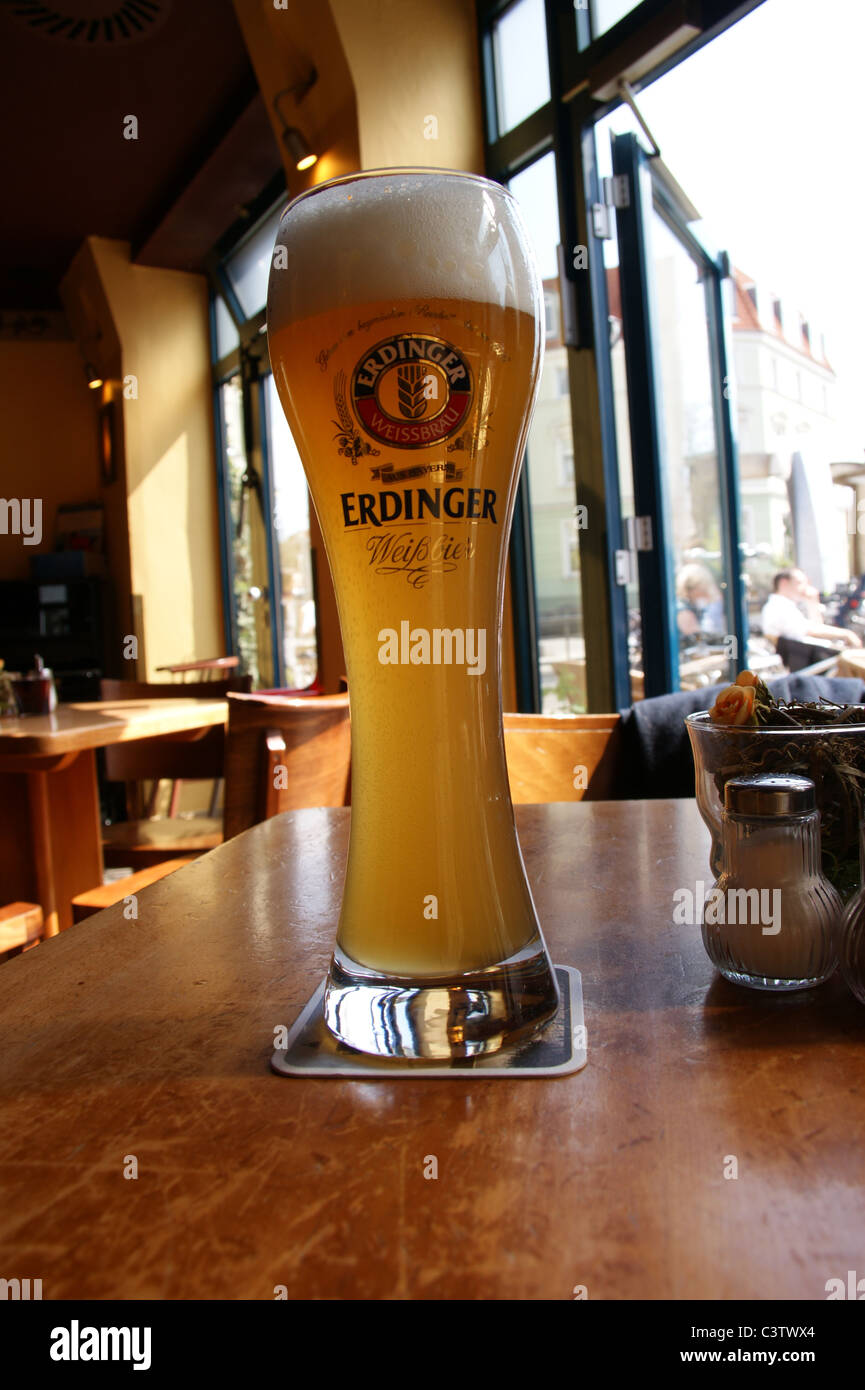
[730,269,848,595]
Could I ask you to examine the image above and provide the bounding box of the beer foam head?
[267,169,541,325]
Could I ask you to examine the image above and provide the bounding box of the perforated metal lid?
[724,774,816,816]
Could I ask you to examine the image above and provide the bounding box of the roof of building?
[731,267,833,372]
[546,268,834,374]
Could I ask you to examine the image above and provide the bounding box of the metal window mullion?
[613,131,678,695]
[213,347,241,384]
[211,263,245,332]
[485,104,556,179]
[706,264,748,668]
[578,118,632,710]
[565,0,764,97]
[549,0,631,712]
[509,474,542,711]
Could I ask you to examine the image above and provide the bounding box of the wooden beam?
[133,90,283,272]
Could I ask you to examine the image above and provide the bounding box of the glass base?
[323,941,560,1060]
[718,966,835,992]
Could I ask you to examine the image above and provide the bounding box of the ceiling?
[0,0,283,308]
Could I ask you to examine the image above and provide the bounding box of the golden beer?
[267,170,559,1057]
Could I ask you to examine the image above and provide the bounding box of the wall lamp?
[273,69,319,172]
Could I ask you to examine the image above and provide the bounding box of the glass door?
[215,341,279,689]
[610,131,747,697]
[211,196,320,691]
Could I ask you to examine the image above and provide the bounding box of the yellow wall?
[0,339,102,581]
[329,0,484,173]
[84,238,223,679]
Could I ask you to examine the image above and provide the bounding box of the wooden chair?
[223,692,351,839]
[100,676,251,867]
[71,859,196,923]
[155,657,240,679]
[0,902,44,964]
[503,712,624,803]
[776,636,841,675]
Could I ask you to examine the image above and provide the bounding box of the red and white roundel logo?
[351,334,472,449]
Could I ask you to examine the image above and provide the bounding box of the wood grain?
[0,700,228,756]
[72,860,197,922]
[503,712,623,802]
[0,800,862,1299]
[0,901,43,958]
[223,692,351,839]
[0,750,103,935]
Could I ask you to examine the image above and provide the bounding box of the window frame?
[207,178,292,689]
[477,0,764,708]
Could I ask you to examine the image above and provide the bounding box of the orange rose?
[709,682,757,726]
[735,670,758,687]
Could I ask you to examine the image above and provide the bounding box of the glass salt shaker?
[703,774,841,991]
[840,821,865,1005]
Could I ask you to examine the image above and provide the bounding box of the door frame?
[612,129,747,696]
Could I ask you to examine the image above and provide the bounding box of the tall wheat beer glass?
[267,169,559,1058]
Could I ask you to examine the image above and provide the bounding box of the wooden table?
[0,699,227,936]
[1,799,862,1300]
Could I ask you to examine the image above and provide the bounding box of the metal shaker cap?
[724,773,816,816]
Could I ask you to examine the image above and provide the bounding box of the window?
[585,0,641,41]
[210,195,318,690]
[223,205,285,321]
[558,441,575,484]
[264,378,317,689]
[492,0,550,135]
[509,151,583,713]
[544,290,559,341]
[480,0,763,709]
[741,504,755,546]
[213,295,239,358]
[560,517,580,577]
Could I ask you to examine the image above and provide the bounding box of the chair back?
[503,712,623,803]
[100,676,251,782]
[223,692,351,838]
[776,636,840,674]
[155,657,240,679]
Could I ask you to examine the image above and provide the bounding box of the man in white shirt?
[761,569,862,648]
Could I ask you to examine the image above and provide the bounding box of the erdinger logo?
[351,334,472,449]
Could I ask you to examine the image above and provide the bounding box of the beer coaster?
[270,964,585,1078]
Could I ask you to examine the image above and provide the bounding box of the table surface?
[0,698,228,755]
[1,799,863,1300]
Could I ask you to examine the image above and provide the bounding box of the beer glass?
[267,169,559,1059]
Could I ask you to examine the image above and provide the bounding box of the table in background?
[836,648,865,680]
[0,799,863,1299]
[0,699,227,934]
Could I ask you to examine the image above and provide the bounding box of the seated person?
[761,568,862,649]
[676,564,723,645]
